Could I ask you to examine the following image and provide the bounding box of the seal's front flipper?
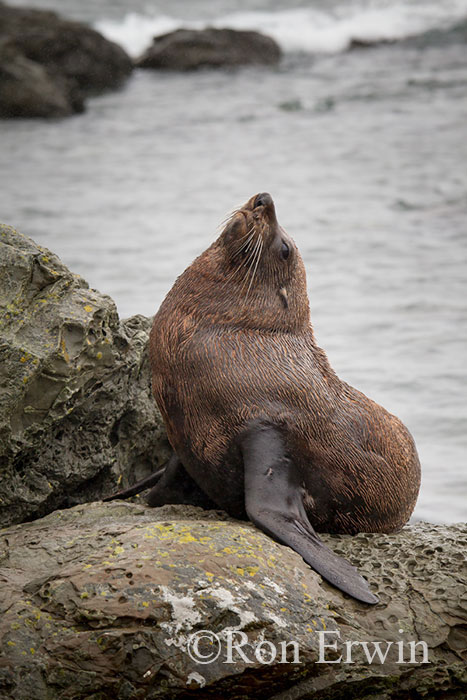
[240,423,379,605]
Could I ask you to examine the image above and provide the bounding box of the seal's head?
[160,193,310,334]
[214,192,310,331]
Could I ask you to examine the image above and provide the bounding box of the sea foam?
[95,0,467,58]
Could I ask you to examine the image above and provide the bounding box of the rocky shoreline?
[3,1,465,119]
[0,2,282,118]
[1,224,466,698]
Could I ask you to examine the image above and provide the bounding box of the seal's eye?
[280,241,290,260]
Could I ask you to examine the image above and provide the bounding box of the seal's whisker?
[240,235,259,284]
[236,239,257,280]
[237,240,257,293]
[224,229,258,284]
[247,239,263,299]
[245,237,263,300]
[224,240,254,283]
[232,227,255,258]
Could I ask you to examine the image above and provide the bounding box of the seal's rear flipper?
[240,423,379,605]
[147,454,218,510]
[103,466,166,501]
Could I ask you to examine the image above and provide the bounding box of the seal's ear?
[240,423,379,605]
[222,214,245,247]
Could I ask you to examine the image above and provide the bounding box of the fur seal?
[110,193,421,604]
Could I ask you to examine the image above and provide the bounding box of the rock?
[400,18,467,50]
[0,502,465,699]
[0,224,170,527]
[349,18,467,52]
[0,2,132,117]
[137,27,282,70]
[0,39,79,118]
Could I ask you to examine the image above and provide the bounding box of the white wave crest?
[95,1,467,58]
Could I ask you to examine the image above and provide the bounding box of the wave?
[95,1,467,58]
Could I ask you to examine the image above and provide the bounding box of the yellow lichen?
[60,338,70,363]
[178,533,197,543]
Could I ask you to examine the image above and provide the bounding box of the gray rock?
[349,18,467,52]
[0,502,465,699]
[0,224,170,527]
[137,27,282,71]
[0,2,132,118]
[0,39,79,118]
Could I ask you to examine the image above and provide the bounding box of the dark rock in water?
[0,1,132,117]
[400,18,467,49]
[349,18,467,52]
[348,37,396,50]
[137,27,282,70]
[0,39,81,118]
[278,98,303,112]
[0,224,170,527]
[0,502,465,699]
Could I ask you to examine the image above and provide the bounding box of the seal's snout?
[253,192,277,224]
[254,192,274,209]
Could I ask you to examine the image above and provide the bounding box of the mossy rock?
[0,224,170,526]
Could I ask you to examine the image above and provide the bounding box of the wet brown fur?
[149,194,421,534]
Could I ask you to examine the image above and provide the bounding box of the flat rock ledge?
[0,224,170,527]
[0,503,465,699]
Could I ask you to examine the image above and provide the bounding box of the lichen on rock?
[0,224,170,527]
[0,502,465,699]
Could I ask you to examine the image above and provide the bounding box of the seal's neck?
[165,243,312,335]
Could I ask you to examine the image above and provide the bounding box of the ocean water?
[1,0,466,524]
